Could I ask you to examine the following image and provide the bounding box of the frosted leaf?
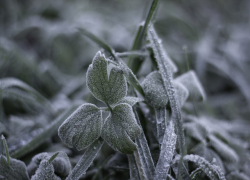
[184,122,207,142]
[31,160,61,180]
[142,71,188,108]
[184,154,226,180]
[27,152,71,178]
[173,82,189,107]
[101,103,141,154]
[175,70,206,101]
[142,71,168,108]
[154,120,177,180]
[208,134,239,163]
[86,51,127,105]
[0,155,29,180]
[117,96,144,106]
[58,103,102,150]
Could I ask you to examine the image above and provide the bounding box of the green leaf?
[142,71,168,108]
[31,159,61,180]
[117,96,143,106]
[175,70,206,101]
[184,154,226,180]
[58,103,102,151]
[128,0,160,74]
[66,138,104,180]
[86,52,127,105]
[0,155,29,180]
[101,103,141,154]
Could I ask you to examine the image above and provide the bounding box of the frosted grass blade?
[66,138,104,180]
[134,109,155,180]
[11,104,79,158]
[128,0,159,74]
[154,120,177,180]
[148,26,186,155]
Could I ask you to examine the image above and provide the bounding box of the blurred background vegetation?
[1,0,250,179]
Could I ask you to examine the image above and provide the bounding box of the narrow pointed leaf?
[66,139,104,180]
[86,52,127,105]
[175,70,206,101]
[58,103,102,151]
[148,26,185,155]
[154,120,177,180]
[11,104,79,158]
[0,155,29,180]
[133,109,155,180]
[0,78,54,112]
[101,103,141,154]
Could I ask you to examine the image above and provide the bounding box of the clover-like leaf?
[174,70,206,101]
[58,103,102,150]
[101,103,141,154]
[31,159,61,180]
[86,51,127,105]
[142,71,168,108]
[0,155,29,180]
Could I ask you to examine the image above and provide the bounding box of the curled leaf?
[58,103,102,150]
[101,103,141,154]
[142,71,189,108]
[27,152,71,178]
[0,155,29,180]
[86,51,127,105]
[142,71,168,108]
[175,70,206,101]
[31,159,61,180]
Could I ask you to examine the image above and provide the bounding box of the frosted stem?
[128,154,141,180]
[155,107,167,145]
[66,138,104,180]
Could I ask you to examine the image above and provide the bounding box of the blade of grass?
[147,26,186,156]
[128,0,159,74]
[128,154,141,180]
[1,135,10,165]
[66,138,104,180]
[11,104,79,158]
[133,108,155,180]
